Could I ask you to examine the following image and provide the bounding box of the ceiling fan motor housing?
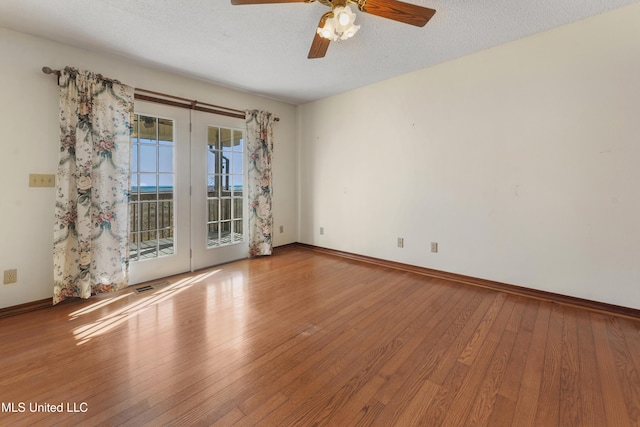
[317,0,354,8]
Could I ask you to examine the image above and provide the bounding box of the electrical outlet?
[279,225,284,233]
[431,242,438,253]
[397,238,404,248]
[320,227,324,235]
[3,269,17,284]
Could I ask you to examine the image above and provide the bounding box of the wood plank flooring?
[1,245,639,426]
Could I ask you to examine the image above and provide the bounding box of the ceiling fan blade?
[308,33,330,59]
[231,0,308,4]
[308,14,331,59]
[358,0,436,27]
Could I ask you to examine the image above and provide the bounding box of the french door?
[128,102,190,284]
[191,111,248,270]
[128,102,248,285]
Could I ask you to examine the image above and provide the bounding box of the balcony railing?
[129,190,174,260]
[128,188,243,260]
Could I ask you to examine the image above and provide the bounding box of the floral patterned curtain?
[53,67,134,304]
[246,110,276,256]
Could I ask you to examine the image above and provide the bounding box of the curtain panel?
[246,110,276,257]
[53,67,134,304]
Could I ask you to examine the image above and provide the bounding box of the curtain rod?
[42,67,279,122]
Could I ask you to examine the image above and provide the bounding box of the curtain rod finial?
[42,66,61,76]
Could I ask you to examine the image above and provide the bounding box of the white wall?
[0,28,298,309]
[298,3,640,309]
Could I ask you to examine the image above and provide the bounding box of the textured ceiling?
[0,0,637,104]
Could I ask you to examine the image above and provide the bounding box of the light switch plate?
[29,174,55,187]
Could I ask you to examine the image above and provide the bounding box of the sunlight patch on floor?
[71,270,220,345]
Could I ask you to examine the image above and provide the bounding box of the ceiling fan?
[230,0,436,59]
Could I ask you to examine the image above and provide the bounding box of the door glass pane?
[208,198,219,222]
[159,174,173,194]
[221,172,231,196]
[207,150,217,174]
[159,147,173,172]
[208,222,219,247]
[232,152,243,174]
[159,226,174,256]
[139,202,157,231]
[132,115,139,139]
[233,220,243,242]
[220,128,232,149]
[220,198,231,221]
[131,144,138,173]
[221,221,232,245]
[208,127,220,150]
[233,130,243,151]
[138,116,157,141]
[207,175,218,197]
[158,118,173,145]
[139,145,157,172]
[139,174,157,191]
[140,231,159,260]
[206,125,244,248]
[129,114,175,261]
[231,175,243,196]
[233,198,243,219]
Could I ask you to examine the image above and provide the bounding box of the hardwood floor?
[1,245,639,426]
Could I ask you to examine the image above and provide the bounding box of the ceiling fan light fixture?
[337,9,351,26]
[317,5,360,41]
[343,24,359,39]
[319,18,335,39]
